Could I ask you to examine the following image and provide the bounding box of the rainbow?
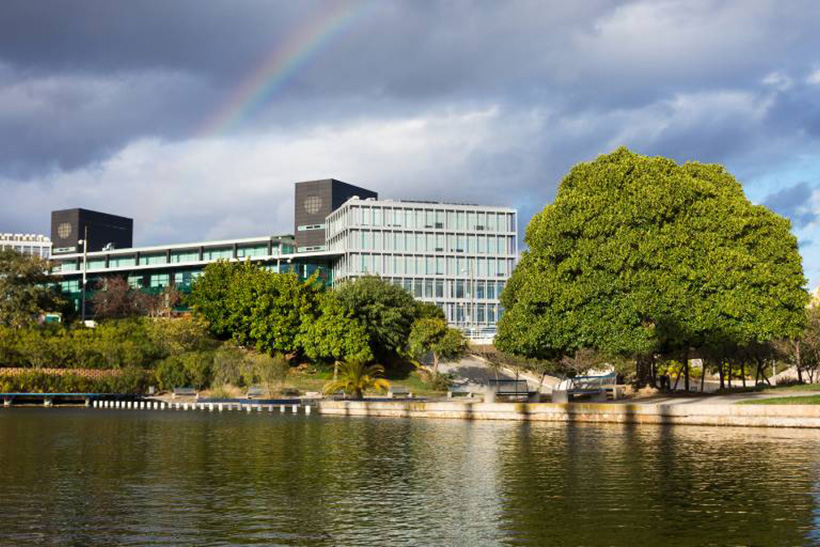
[197,0,369,136]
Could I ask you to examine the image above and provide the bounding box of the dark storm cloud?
[764,182,818,228]
[1,0,820,266]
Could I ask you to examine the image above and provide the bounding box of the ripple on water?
[2,409,820,546]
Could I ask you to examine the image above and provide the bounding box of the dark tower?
[51,208,134,255]
[294,179,377,251]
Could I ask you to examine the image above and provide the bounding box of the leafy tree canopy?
[497,148,808,366]
[297,291,373,363]
[408,317,468,375]
[0,249,67,328]
[190,261,322,355]
[334,276,419,360]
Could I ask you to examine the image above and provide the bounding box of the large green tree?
[334,276,419,360]
[190,261,322,355]
[297,291,373,363]
[497,148,808,385]
[408,318,468,376]
[0,249,67,328]
[187,260,243,338]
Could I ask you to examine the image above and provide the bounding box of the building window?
[110,255,137,268]
[170,250,199,263]
[237,245,268,258]
[435,279,444,298]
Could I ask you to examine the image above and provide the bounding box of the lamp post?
[78,226,88,322]
[461,266,475,337]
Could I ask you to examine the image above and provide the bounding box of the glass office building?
[326,198,518,336]
[49,180,518,339]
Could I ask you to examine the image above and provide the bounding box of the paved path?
[632,391,820,405]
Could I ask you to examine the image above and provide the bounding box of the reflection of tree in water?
[496,421,820,546]
[3,412,820,545]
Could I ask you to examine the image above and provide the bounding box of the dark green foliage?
[335,276,419,360]
[189,261,322,356]
[297,291,373,363]
[0,318,214,369]
[0,249,69,328]
[497,148,809,371]
[187,261,243,338]
[0,368,150,394]
[155,352,214,390]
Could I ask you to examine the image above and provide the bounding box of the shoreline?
[318,400,820,429]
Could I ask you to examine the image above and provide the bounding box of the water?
[2,408,820,546]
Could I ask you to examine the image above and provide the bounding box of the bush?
[0,369,151,394]
[154,356,190,391]
[154,351,214,391]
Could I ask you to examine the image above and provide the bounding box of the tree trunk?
[354,387,363,400]
[796,342,804,384]
[700,359,707,392]
[728,362,732,388]
[683,349,690,392]
[718,362,725,390]
[756,357,771,387]
[432,352,440,377]
[741,360,746,389]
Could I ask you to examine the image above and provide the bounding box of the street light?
[78,226,89,322]
[461,266,475,337]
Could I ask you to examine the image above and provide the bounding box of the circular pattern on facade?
[304,195,322,214]
[57,222,72,239]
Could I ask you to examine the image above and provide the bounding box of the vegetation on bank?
[0,250,467,397]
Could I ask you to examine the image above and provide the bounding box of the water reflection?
[1,408,820,546]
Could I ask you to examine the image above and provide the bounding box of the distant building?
[49,179,518,339]
[0,233,52,259]
[51,208,133,255]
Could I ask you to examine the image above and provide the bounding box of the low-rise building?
[0,233,52,259]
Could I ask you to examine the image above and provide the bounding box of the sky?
[1,0,820,283]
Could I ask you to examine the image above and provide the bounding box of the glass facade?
[49,192,518,338]
[326,200,517,333]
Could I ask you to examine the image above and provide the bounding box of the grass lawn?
[740,395,820,405]
[763,383,820,393]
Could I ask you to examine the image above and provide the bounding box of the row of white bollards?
[91,399,311,414]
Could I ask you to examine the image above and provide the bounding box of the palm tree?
[323,360,390,400]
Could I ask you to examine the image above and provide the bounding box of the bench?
[552,373,619,403]
[447,386,474,398]
[487,379,535,400]
[246,386,266,399]
[387,386,413,399]
[173,387,198,399]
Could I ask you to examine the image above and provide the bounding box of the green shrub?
[154,356,191,391]
[182,351,214,390]
[0,370,150,394]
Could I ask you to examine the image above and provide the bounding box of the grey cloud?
[1,0,820,269]
[764,182,818,228]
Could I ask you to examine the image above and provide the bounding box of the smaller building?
[0,233,52,259]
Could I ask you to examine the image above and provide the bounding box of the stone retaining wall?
[318,400,820,429]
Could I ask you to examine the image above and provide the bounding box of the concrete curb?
[318,400,820,429]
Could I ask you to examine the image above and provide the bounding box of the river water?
[1,408,819,546]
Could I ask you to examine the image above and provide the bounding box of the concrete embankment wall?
[318,400,820,429]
